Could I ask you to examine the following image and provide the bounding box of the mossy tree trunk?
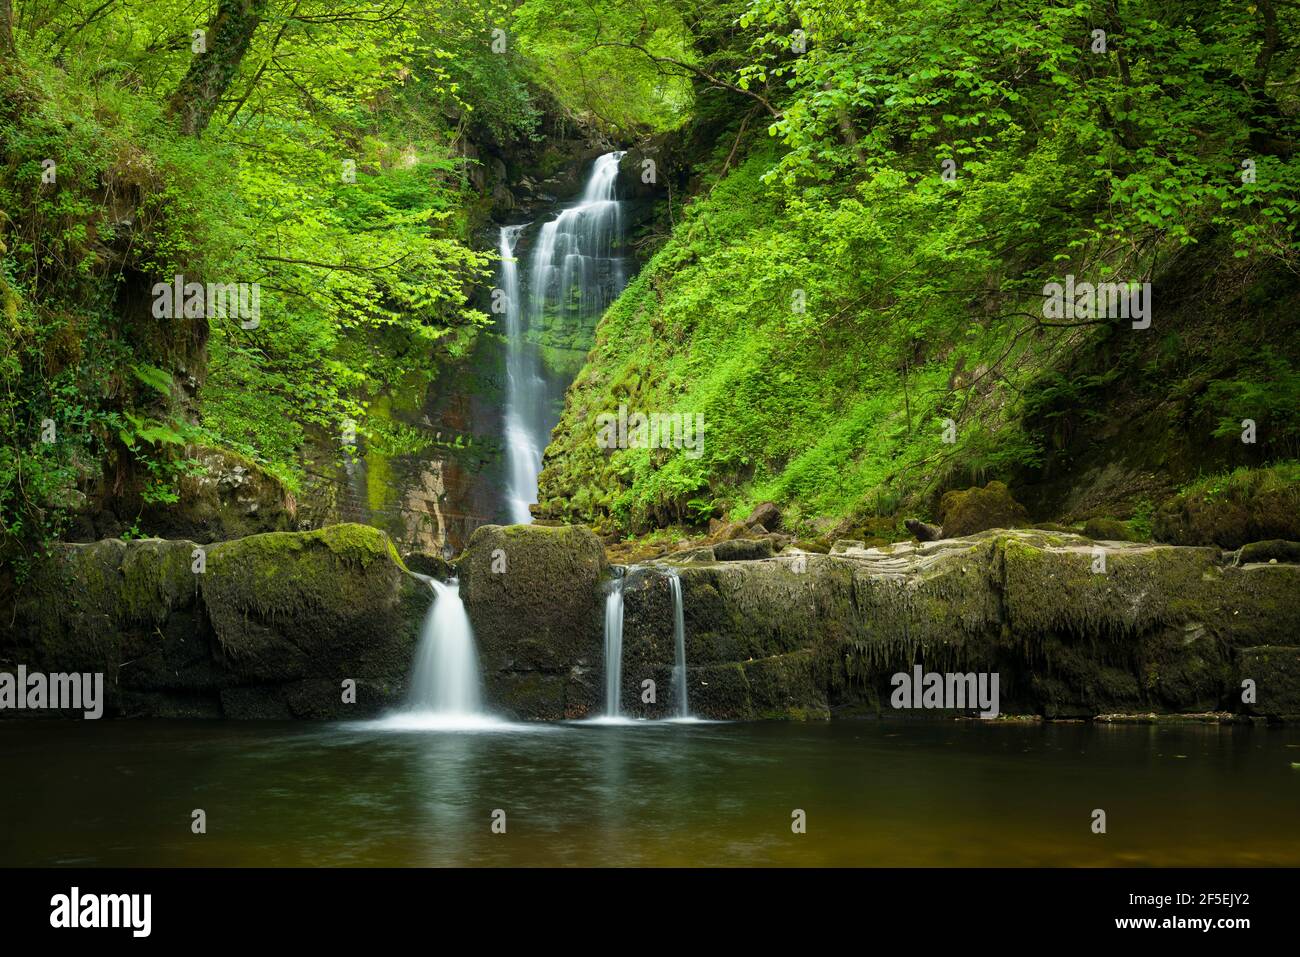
[0,0,15,58]
[167,0,268,136]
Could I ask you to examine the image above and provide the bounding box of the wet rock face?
[458,524,608,719]
[604,529,1300,721]
[1239,646,1300,718]
[1,524,425,718]
[7,522,1299,722]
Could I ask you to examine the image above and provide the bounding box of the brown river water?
[1,718,1296,866]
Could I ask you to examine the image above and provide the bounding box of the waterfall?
[667,570,689,718]
[498,223,534,525]
[498,151,628,525]
[603,571,626,717]
[406,577,485,718]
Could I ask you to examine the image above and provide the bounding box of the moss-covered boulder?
[1237,540,1300,565]
[939,481,1030,536]
[1083,517,1137,542]
[1154,464,1300,548]
[712,537,775,561]
[458,523,608,718]
[1,537,211,713]
[200,525,424,691]
[1,524,426,718]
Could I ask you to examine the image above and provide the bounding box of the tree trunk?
[167,0,267,136]
[1,0,16,58]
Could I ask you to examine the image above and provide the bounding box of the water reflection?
[1,720,1296,866]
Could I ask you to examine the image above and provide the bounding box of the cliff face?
[4,523,1298,721]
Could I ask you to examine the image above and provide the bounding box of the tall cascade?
[668,571,689,718]
[497,223,533,525]
[498,151,628,524]
[603,570,626,717]
[406,577,486,719]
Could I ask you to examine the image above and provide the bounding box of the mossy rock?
[403,552,455,580]
[458,524,608,717]
[2,524,423,718]
[744,650,830,720]
[0,538,212,702]
[1236,539,1300,565]
[1083,517,1138,542]
[139,446,297,544]
[685,662,754,720]
[1154,465,1300,548]
[939,481,1030,536]
[1238,646,1300,716]
[199,523,422,685]
[713,537,774,561]
[792,538,832,554]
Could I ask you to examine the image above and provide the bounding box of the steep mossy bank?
[531,2,1300,549]
[0,524,426,718]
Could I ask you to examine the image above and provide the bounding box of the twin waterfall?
[499,151,628,524]
[602,568,690,720]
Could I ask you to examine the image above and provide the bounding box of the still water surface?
[1,719,1296,866]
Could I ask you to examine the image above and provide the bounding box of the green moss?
[201,523,407,653]
[1154,462,1300,548]
[120,540,200,624]
[1083,517,1138,542]
[939,482,1030,536]
[1001,536,1221,641]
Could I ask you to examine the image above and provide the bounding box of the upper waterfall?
[498,151,629,525]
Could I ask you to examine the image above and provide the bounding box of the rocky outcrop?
[904,518,944,542]
[0,524,426,718]
[1154,465,1300,548]
[64,447,297,544]
[603,529,1300,721]
[6,522,1298,723]
[458,524,608,719]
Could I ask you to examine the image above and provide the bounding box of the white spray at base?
[383,576,501,731]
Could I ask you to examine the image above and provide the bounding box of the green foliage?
[513,0,697,134]
[540,0,1300,536]
[4,0,1298,552]
[1,0,526,550]
[1202,350,1300,459]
